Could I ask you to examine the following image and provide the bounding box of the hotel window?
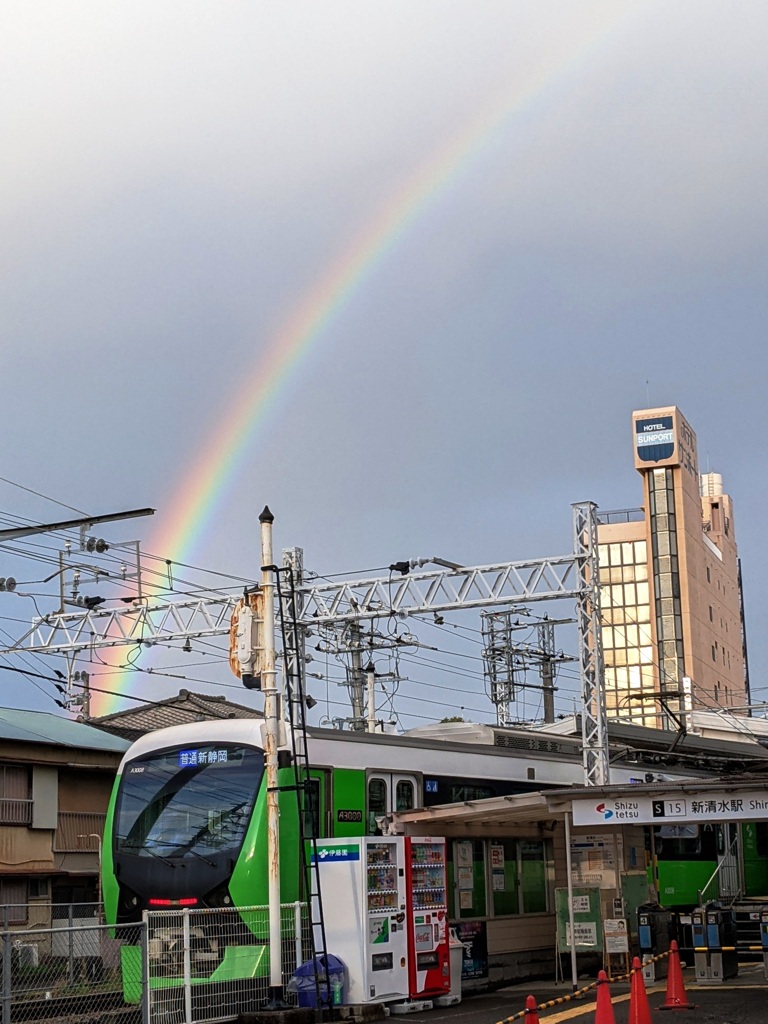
[599,537,654,725]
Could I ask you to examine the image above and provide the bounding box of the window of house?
[0,765,31,825]
[0,878,28,922]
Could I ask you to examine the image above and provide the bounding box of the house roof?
[0,706,130,753]
[89,689,261,741]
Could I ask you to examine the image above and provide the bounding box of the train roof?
[114,716,741,788]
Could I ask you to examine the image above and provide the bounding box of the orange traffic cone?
[659,940,695,1011]
[524,994,540,1023]
[595,969,616,1024]
[629,956,653,1024]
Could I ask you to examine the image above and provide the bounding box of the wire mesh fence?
[1,915,143,1024]
[1,903,310,1024]
[144,903,310,1024]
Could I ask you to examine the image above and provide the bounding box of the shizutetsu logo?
[595,803,614,820]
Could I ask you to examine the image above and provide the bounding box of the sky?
[1,1,767,730]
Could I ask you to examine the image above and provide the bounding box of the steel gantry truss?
[2,503,609,784]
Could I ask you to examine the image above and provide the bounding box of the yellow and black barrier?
[494,948,671,1023]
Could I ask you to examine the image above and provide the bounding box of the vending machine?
[313,837,410,1003]
[404,837,450,998]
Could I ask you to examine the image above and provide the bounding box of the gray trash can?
[434,928,466,1007]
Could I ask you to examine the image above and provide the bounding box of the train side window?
[396,780,414,812]
[368,778,387,834]
[655,824,702,858]
[303,778,321,838]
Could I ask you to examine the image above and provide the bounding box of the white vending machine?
[313,837,409,1003]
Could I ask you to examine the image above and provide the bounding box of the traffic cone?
[595,969,616,1024]
[524,994,540,1023]
[659,940,695,1011]
[629,956,653,1024]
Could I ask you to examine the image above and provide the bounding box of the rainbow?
[94,8,633,716]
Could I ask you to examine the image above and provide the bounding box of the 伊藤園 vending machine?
[404,837,450,998]
[313,837,409,1003]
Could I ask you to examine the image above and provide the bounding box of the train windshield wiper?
[122,840,176,867]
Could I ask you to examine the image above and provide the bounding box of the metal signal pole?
[259,507,285,1006]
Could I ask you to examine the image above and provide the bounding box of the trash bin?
[289,954,346,1008]
[435,928,466,1006]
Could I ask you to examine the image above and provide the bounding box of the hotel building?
[597,407,748,729]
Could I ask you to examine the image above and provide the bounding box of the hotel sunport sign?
[572,790,768,827]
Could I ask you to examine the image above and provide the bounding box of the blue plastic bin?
[289,954,346,1008]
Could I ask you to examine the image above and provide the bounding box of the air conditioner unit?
[14,943,39,968]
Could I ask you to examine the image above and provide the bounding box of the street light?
[77,833,102,913]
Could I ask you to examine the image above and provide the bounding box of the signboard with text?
[572,789,768,827]
[632,406,698,480]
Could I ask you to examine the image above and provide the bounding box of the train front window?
[115,745,263,859]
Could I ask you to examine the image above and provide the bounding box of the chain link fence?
[1,903,310,1024]
[1,912,142,1024]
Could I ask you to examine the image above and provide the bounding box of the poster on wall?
[456,921,488,979]
[569,833,618,890]
[457,842,473,868]
[458,867,473,890]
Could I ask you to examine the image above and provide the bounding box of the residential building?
[88,688,261,741]
[0,707,128,927]
[597,406,747,729]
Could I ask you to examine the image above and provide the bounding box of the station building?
[597,406,747,729]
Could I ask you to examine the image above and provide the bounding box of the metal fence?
[145,904,310,1024]
[1,904,310,1024]
[1,917,143,1024]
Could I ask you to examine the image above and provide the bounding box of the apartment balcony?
[0,798,33,825]
[53,812,106,873]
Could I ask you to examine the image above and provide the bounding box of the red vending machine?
[404,837,450,999]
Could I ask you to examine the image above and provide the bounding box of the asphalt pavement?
[402,962,768,1024]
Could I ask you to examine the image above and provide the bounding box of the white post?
[260,507,284,1001]
[564,810,578,991]
[182,909,192,1024]
[293,901,303,971]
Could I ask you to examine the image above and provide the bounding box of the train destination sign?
[572,789,768,827]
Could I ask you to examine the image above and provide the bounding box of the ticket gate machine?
[637,904,672,982]
[760,911,768,979]
[692,905,738,983]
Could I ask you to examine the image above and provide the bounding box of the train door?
[717,822,741,898]
[366,772,420,834]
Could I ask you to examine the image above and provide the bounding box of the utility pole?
[481,612,574,726]
[259,507,285,1007]
[538,622,556,725]
[347,621,366,729]
[365,661,376,733]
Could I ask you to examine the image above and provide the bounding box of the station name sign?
[572,789,768,826]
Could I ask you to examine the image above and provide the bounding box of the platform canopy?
[395,778,768,835]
